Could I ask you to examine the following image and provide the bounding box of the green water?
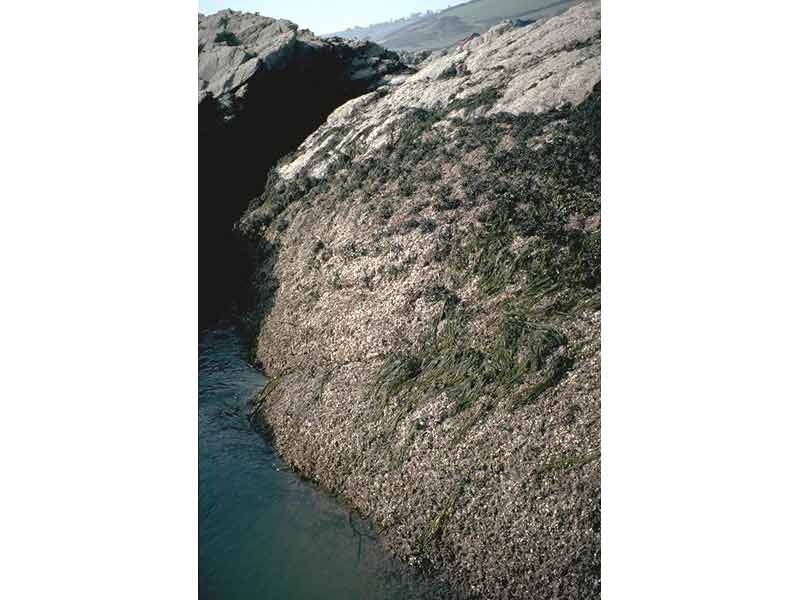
[199,327,445,599]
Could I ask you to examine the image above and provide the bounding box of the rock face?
[198,11,405,112]
[198,10,406,326]
[241,2,600,598]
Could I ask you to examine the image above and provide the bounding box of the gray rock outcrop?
[272,4,600,183]
[240,2,601,598]
[198,10,406,112]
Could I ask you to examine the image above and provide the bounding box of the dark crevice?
[199,41,402,328]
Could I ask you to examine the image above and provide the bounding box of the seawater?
[199,327,443,600]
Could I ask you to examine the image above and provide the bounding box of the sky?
[198,0,460,35]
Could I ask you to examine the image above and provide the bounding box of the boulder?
[240,3,601,598]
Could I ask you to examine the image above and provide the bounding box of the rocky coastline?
[201,3,601,598]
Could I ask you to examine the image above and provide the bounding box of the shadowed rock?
[198,10,407,326]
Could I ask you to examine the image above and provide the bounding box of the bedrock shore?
[244,3,601,598]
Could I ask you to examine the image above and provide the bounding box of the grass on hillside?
[442,0,575,21]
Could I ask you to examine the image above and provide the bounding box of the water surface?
[199,327,441,600]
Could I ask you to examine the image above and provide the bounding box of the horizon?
[197,0,460,36]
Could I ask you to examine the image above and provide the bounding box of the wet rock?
[243,2,601,598]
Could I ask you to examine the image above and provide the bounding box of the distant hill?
[327,0,583,50]
[325,12,431,43]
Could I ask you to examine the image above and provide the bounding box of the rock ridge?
[239,2,601,598]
